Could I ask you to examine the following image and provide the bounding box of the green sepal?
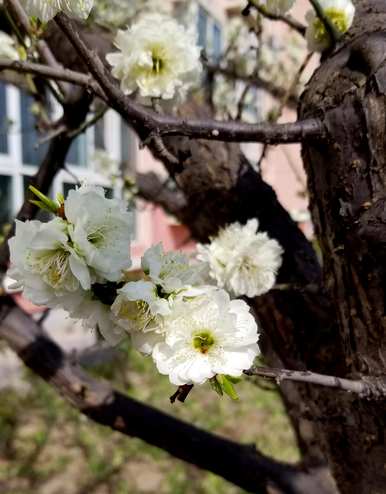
[209,376,223,396]
[216,374,239,401]
[29,199,54,213]
[29,186,59,213]
[224,375,241,384]
[56,192,65,205]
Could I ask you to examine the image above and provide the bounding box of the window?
[0,85,135,228]
[0,83,8,154]
[94,116,105,150]
[212,22,222,60]
[0,175,12,226]
[20,92,49,166]
[198,6,208,49]
[196,6,222,60]
[67,134,87,167]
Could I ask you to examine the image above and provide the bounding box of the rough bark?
[159,106,339,485]
[298,1,386,492]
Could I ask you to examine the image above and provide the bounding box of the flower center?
[152,55,164,74]
[27,248,70,288]
[313,9,348,42]
[117,299,154,329]
[193,331,215,354]
[87,225,108,247]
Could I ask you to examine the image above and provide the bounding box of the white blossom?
[0,32,19,60]
[106,13,202,100]
[257,0,295,15]
[111,244,204,353]
[92,149,119,179]
[70,293,124,344]
[64,184,133,282]
[111,282,165,353]
[142,243,203,294]
[197,219,283,298]
[305,0,355,52]
[8,218,90,306]
[111,280,169,330]
[22,0,93,22]
[152,289,259,385]
[93,0,171,28]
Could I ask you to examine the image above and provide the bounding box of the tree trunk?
[299,1,386,492]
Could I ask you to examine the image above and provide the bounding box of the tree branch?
[136,172,188,216]
[0,59,105,99]
[0,302,335,494]
[245,366,386,399]
[4,0,69,97]
[54,13,325,144]
[246,1,306,36]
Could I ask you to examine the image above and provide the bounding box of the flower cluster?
[197,219,283,298]
[22,0,94,22]
[8,185,133,342]
[305,0,355,52]
[106,13,202,100]
[111,244,259,385]
[8,187,262,394]
[0,32,19,61]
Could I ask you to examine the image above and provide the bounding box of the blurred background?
[0,0,315,492]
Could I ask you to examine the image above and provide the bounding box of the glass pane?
[0,83,8,154]
[213,23,222,60]
[63,182,77,198]
[104,187,113,199]
[94,117,105,150]
[20,91,49,166]
[0,175,12,227]
[67,134,87,167]
[197,6,208,49]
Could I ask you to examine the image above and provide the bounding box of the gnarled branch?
[0,302,335,494]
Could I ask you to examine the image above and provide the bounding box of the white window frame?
[0,86,137,222]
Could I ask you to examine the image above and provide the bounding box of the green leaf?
[209,376,223,396]
[225,375,241,384]
[29,199,54,213]
[56,192,65,205]
[29,186,59,213]
[216,374,239,401]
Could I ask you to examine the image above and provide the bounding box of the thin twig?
[68,105,108,139]
[245,366,386,399]
[247,0,306,37]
